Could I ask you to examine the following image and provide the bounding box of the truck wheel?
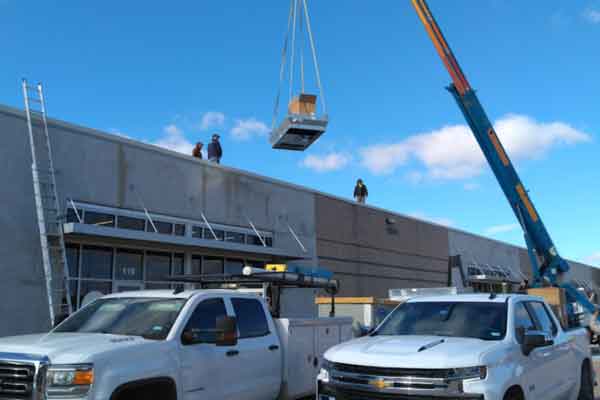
[503,386,524,400]
[577,362,594,400]
[111,378,177,400]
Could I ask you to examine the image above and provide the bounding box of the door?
[513,302,553,399]
[179,298,229,400]
[527,301,577,398]
[227,297,281,400]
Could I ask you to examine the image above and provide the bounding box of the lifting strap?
[272,0,327,130]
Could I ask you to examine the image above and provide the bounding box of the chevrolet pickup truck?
[0,289,352,400]
[318,293,594,400]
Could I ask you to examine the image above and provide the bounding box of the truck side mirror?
[522,331,553,356]
[216,316,238,347]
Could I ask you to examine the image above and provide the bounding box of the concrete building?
[1,104,598,337]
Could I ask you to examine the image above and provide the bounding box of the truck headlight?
[448,366,487,381]
[46,364,94,398]
[317,359,331,383]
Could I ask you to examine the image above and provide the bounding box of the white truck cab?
[0,289,351,400]
[318,293,594,400]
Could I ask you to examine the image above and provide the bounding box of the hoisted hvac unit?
[270,0,328,151]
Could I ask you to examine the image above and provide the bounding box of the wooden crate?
[527,287,569,327]
[288,94,317,115]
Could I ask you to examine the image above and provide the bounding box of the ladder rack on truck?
[411,0,599,330]
[167,264,340,318]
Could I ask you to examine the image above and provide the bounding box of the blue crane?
[411,0,598,327]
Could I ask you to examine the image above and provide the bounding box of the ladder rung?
[34,168,55,175]
[29,98,42,104]
[34,180,55,187]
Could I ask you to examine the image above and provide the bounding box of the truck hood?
[0,333,152,364]
[325,335,501,369]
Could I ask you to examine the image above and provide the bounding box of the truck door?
[527,301,577,398]
[179,297,229,400]
[226,297,281,400]
[513,301,554,399]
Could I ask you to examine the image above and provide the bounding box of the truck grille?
[0,362,35,399]
[327,387,483,400]
[332,362,450,378]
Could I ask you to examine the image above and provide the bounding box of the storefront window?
[225,232,245,244]
[115,249,143,280]
[225,259,244,275]
[81,246,113,279]
[146,251,171,283]
[191,256,202,275]
[174,224,186,236]
[117,216,146,231]
[203,257,224,275]
[192,226,203,238]
[204,229,224,241]
[84,211,115,227]
[147,221,173,235]
[66,208,83,223]
[173,254,185,275]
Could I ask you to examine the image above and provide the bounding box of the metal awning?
[63,223,306,261]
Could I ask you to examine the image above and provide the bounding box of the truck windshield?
[374,301,507,341]
[53,298,186,340]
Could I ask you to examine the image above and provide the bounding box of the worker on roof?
[354,179,368,204]
[208,133,223,164]
[192,142,203,159]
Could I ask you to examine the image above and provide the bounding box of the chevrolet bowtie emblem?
[369,378,391,390]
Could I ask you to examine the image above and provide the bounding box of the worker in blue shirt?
[207,134,223,164]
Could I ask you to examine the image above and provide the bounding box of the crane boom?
[411,0,597,321]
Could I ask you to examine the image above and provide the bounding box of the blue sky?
[1,1,599,266]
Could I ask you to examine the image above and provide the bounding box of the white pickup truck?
[0,289,352,400]
[318,293,594,400]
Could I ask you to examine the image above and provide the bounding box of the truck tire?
[503,386,524,400]
[577,361,594,400]
[110,378,177,400]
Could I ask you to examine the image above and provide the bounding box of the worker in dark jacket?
[207,133,222,164]
[192,142,203,159]
[353,179,368,204]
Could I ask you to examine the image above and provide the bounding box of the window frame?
[181,297,229,345]
[527,301,558,337]
[513,301,537,344]
[231,297,271,340]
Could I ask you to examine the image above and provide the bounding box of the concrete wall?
[0,106,318,336]
[314,195,449,297]
[1,103,598,337]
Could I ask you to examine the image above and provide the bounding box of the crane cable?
[272,0,295,129]
[272,0,327,130]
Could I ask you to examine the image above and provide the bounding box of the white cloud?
[230,118,269,141]
[584,252,600,267]
[301,152,351,173]
[200,111,225,131]
[153,124,194,154]
[484,223,520,236]
[359,114,591,179]
[583,8,600,23]
[408,212,454,227]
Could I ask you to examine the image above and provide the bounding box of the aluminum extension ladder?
[22,80,73,326]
